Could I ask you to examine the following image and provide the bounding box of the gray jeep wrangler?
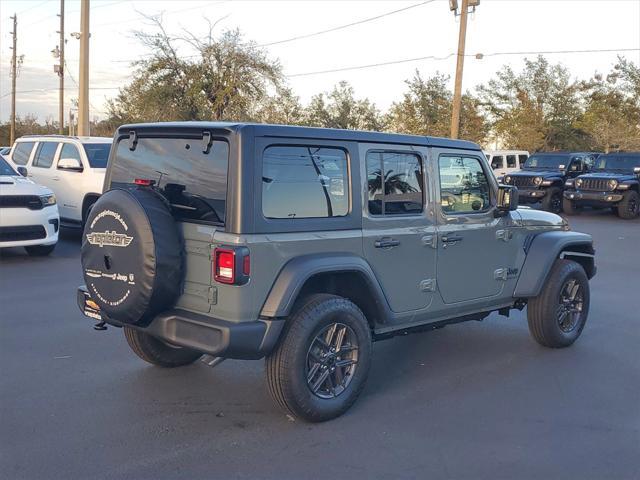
[78,122,596,422]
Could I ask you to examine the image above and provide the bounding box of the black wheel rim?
[557,278,584,333]
[629,197,638,216]
[306,323,359,399]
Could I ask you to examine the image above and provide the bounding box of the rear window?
[33,142,60,168]
[110,137,229,225]
[83,143,111,168]
[11,142,35,165]
[262,146,349,219]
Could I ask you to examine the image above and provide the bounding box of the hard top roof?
[116,121,481,151]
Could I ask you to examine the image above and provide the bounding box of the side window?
[58,143,82,166]
[439,155,491,214]
[262,145,349,219]
[570,158,583,172]
[33,142,60,168]
[518,154,528,167]
[506,155,517,168]
[11,142,35,165]
[490,155,503,170]
[366,151,424,216]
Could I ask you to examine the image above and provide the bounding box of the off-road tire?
[25,244,56,256]
[527,259,590,348]
[541,187,563,213]
[617,190,640,220]
[266,294,372,422]
[123,326,202,367]
[562,198,578,215]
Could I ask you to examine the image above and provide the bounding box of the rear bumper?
[563,190,623,204]
[77,286,284,360]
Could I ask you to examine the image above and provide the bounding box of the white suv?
[484,150,529,179]
[8,135,112,226]
[0,155,59,255]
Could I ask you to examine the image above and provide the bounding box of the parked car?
[484,150,529,179]
[77,122,595,422]
[0,155,59,255]
[8,135,112,227]
[563,152,640,219]
[502,152,599,213]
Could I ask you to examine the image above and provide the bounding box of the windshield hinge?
[128,130,138,151]
[202,131,212,154]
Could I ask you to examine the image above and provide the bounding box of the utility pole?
[450,0,469,139]
[78,0,90,136]
[58,0,65,134]
[9,15,17,145]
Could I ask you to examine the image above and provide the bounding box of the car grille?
[0,195,43,210]
[512,176,536,188]
[579,178,611,191]
[0,225,47,242]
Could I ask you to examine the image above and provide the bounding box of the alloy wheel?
[557,278,584,333]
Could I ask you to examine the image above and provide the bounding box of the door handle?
[374,238,400,249]
[441,234,463,247]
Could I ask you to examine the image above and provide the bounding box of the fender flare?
[514,231,595,298]
[260,253,392,319]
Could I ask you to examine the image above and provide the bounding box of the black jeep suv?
[503,152,598,213]
[563,152,640,219]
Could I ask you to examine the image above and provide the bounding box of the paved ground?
[1,210,638,480]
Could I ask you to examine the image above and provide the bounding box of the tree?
[303,81,385,131]
[386,72,487,143]
[256,87,304,125]
[107,17,284,123]
[477,56,584,151]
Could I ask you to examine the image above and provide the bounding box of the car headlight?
[575,178,583,188]
[40,194,56,206]
[533,176,543,186]
[607,179,618,190]
[504,175,511,184]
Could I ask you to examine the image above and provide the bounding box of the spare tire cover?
[81,187,183,326]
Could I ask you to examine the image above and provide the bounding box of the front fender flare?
[260,253,391,319]
[514,231,595,298]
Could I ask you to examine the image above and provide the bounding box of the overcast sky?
[1,0,639,123]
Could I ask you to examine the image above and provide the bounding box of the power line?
[0,87,120,100]
[257,0,437,48]
[287,47,640,78]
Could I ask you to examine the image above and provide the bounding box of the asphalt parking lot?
[1,210,638,480]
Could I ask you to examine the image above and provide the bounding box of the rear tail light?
[213,247,250,285]
[134,178,155,186]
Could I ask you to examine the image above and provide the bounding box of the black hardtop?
[115,121,481,151]
[529,151,595,158]
[597,152,640,159]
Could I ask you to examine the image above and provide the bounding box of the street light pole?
[78,0,90,136]
[58,0,65,134]
[9,15,17,145]
[450,0,469,139]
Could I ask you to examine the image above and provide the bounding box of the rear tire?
[25,244,56,256]
[527,259,589,348]
[541,187,563,213]
[123,326,202,367]
[562,198,578,215]
[617,190,640,219]
[266,294,372,422]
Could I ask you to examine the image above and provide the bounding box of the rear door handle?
[442,234,463,247]
[374,238,400,249]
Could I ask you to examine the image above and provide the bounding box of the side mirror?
[58,157,83,171]
[634,167,640,174]
[496,185,518,214]
[17,166,28,177]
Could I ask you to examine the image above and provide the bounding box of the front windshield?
[595,155,640,172]
[523,155,569,170]
[0,156,17,176]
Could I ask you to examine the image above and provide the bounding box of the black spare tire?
[81,187,183,326]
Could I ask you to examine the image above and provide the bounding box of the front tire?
[527,259,590,348]
[25,244,56,256]
[617,190,640,219]
[562,198,578,215]
[541,187,563,213]
[123,326,202,367]
[266,294,372,422]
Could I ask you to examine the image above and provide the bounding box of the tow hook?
[94,320,107,331]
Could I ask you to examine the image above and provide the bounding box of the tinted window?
[366,151,423,216]
[111,137,229,225]
[33,142,59,168]
[506,155,517,168]
[490,155,503,170]
[0,156,17,175]
[59,144,82,165]
[11,142,35,165]
[524,154,568,169]
[83,143,111,168]
[518,154,528,165]
[595,154,640,172]
[439,155,491,214]
[262,146,349,219]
